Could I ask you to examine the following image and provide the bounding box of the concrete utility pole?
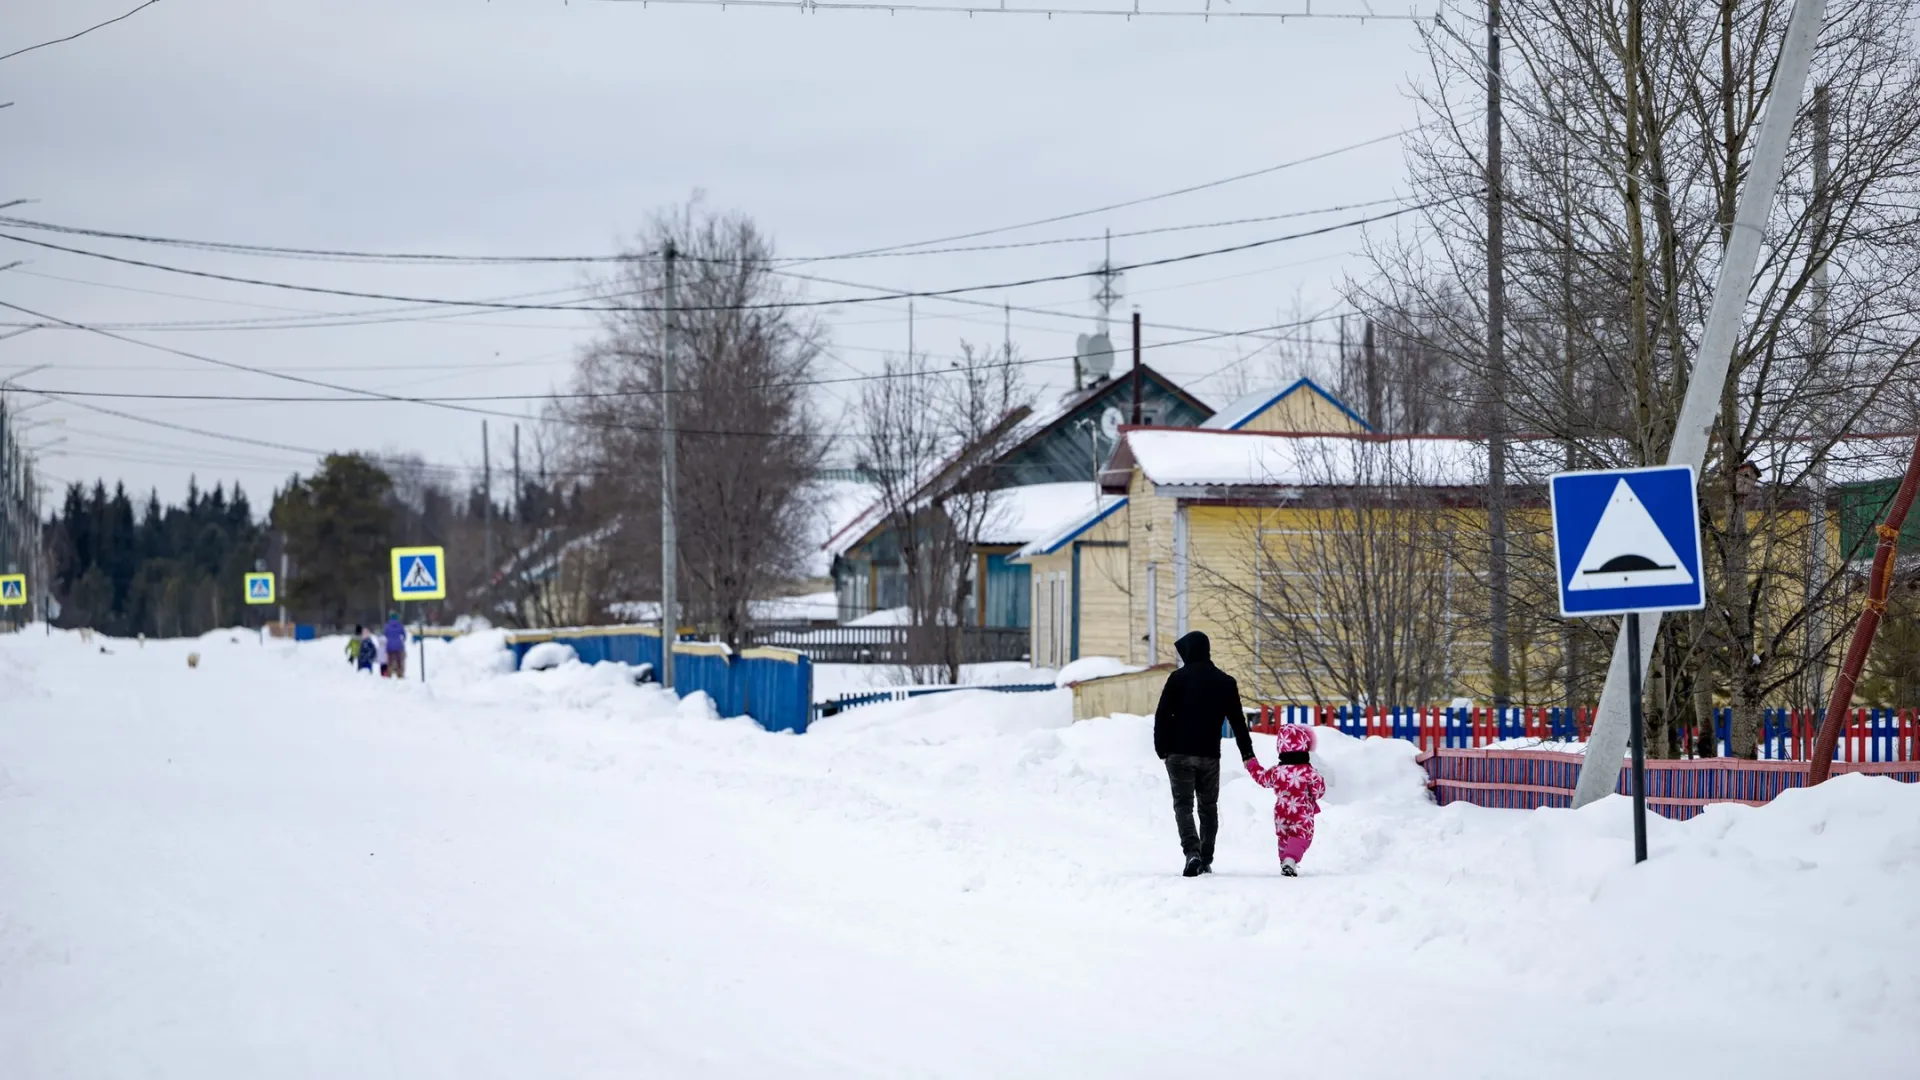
[512,423,521,524]
[1572,0,1829,808]
[660,242,680,689]
[1806,83,1832,710]
[1486,0,1513,709]
[482,420,493,581]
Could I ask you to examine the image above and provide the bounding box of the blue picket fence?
[813,682,1058,721]
[500,626,813,734]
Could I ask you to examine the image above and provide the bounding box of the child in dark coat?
[1243,724,1327,877]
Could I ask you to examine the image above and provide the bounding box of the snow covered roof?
[822,406,1038,560]
[1102,428,1918,494]
[1107,430,1488,490]
[976,482,1116,546]
[809,480,884,574]
[1201,378,1370,432]
[1014,496,1128,559]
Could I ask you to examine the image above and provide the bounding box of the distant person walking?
[384,613,407,680]
[1153,630,1255,877]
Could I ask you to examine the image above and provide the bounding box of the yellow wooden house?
[1078,423,1910,704]
[1015,378,1371,670]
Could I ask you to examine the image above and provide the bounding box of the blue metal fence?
[499,626,813,734]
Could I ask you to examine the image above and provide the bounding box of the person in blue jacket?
[383,613,408,679]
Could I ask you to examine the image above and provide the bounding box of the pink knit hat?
[1273,725,1316,754]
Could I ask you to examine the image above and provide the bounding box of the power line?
[591,1,1430,24]
[0,200,1442,314]
[0,1,163,64]
[11,301,1357,410]
[782,131,1420,262]
[0,195,1408,268]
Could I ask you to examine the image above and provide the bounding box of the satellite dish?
[1076,332,1115,383]
[1100,406,1123,441]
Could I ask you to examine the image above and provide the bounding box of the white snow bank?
[845,606,908,627]
[520,641,578,671]
[3,629,1915,1078]
[1053,655,1144,687]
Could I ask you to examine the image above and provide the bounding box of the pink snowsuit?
[1244,725,1327,866]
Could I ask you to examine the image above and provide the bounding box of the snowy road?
[2,630,1914,1079]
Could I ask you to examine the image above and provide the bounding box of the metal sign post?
[1625,613,1647,863]
[1550,465,1705,864]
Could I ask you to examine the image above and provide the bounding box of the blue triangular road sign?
[1551,466,1705,617]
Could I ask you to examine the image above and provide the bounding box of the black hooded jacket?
[1153,631,1255,761]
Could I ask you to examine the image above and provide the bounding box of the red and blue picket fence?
[1248,704,1593,754]
[1418,749,1920,820]
[1247,704,1918,763]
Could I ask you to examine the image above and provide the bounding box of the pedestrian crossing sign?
[244,572,276,605]
[391,546,447,601]
[0,574,24,607]
[1550,465,1705,618]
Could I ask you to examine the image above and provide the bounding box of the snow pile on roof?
[1123,428,1920,490]
[1016,495,1125,558]
[1127,430,1488,488]
[976,482,1115,545]
[811,479,884,569]
[1053,656,1146,687]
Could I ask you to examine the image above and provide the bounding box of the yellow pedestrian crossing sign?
[391,546,447,601]
[0,574,24,607]
[244,572,276,605]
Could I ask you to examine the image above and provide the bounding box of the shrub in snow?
[521,642,578,671]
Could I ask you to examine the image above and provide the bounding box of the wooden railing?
[741,623,1029,665]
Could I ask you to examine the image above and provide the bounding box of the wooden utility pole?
[1363,318,1381,430]
[1486,0,1512,707]
[482,420,493,579]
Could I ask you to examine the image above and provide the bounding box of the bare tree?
[1197,439,1471,706]
[1358,0,1920,754]
[555,202,826,649]
[855,341,1031,684]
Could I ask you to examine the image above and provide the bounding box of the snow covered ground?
[2,628,1915,1079]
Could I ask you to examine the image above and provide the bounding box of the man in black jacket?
[1154,630,1256,877]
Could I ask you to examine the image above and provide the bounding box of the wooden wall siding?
[1127,469,1180,666]
[1077,520,1132,661]
[1236,391,1368,434]
[1026,550,1071,668]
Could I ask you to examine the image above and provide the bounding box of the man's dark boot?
[1183,857,1204,878]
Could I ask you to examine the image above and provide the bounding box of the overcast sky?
[1,0,1434,508]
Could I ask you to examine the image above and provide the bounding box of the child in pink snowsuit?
[1244,725,1326,877]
